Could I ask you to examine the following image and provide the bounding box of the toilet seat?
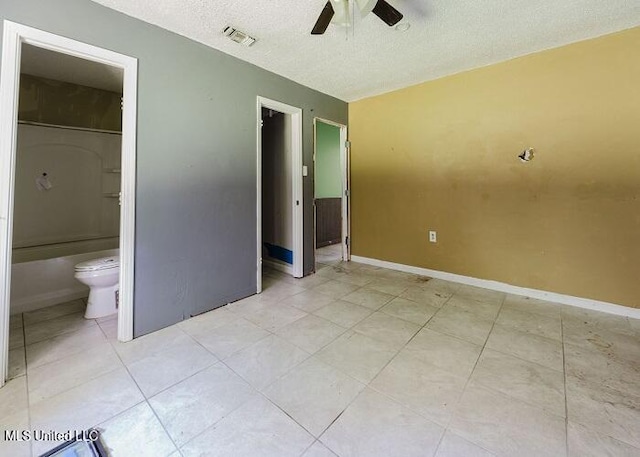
[75,256,119,272]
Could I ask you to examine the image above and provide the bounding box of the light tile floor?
[315,244,343,265]
[3,260,640,457]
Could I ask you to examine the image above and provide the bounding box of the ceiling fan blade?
[372,0,403,26]
[311,2,335,35]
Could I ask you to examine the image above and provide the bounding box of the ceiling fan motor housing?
[312,0,403,34]
[329,0,378,26]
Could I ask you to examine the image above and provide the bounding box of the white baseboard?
[11,287,88,315]
[263,259,293,276]
[351,255,640,319]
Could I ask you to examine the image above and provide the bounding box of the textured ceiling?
[21,44,123,92]
[89,0,640,101]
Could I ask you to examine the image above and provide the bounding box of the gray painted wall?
[0,0,348,336]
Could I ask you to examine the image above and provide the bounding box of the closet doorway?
[256,97,303,292]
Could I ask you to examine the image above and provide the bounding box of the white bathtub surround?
[10,249,118,315]
[12,236,119,264]
[12,123,122,259]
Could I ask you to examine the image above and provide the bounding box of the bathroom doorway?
[256,97,303,292]
[313,118,349,268]
[0,21,138,386]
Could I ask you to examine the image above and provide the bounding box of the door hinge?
[260,119,264,128]
[345,189,350,197]
[345,140,351,148]
[345,236,349,246]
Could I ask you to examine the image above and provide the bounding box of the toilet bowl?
[74,256,119,319]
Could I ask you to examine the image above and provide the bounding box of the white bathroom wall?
[10,248,118,314]
[12,123,121,259]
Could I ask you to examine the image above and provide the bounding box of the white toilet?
[74,256,120,319]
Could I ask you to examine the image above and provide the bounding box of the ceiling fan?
[311,0,404,35]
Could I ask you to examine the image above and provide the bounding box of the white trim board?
[351,255,640,319]
[263,259,293,276]
[0,21,138,386]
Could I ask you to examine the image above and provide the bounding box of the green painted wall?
[315,122,341,198]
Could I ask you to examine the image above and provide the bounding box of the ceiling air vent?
[222,26,257,47]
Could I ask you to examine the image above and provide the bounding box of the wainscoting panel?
[315,198,341,247]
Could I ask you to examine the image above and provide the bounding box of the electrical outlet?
[429,230,437,243]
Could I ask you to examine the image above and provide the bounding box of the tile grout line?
[25,310,171,454]
[23,319,99,349]
[20,312,34,457]
[313,278,463,456]
[443,292,507,445]
[296,439,321,457]
[176,355,314,452]
[21,269,636,456]
[430,430,448,457]
[561,317,569,457]
[160,363,255,453]
[21,300,86,327]
[25,321,120,407]
[105,329,182,456]
[371,291,569,443]
[474,318,565,373]
[477,343,565,375]
[340,284,455,452]
[200,277,380,452]
[178,308,324,449]
[407,286,506,456]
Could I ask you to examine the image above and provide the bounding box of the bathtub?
[10,244,119,315]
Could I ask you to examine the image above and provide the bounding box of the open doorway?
[256,97,303,292]
[0,22,137,386]
[314,118,349,268]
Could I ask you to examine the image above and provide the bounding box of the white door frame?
[256,96,303,292]
[0,21,138,386]
[312,118,349,263]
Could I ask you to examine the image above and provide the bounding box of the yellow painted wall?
[349,27,640,308]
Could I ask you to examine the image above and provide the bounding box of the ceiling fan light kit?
[311,0,403,35]
[329,0,351,27]
[355,0,378,16]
